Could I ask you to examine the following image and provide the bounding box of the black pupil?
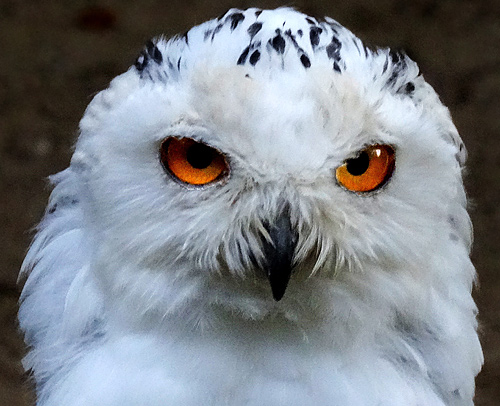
[345,151,370,176]
[186,143,214,169]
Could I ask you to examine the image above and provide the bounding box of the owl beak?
[261,212,298,301]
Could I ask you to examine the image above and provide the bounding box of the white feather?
[19,7,482,406]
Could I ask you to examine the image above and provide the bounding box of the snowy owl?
[19,7,483,406]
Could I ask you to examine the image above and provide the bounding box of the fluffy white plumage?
[19,7,483,406]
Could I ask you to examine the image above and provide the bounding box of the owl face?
[73,8,468,328]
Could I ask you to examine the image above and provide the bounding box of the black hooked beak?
[261,211,298,301]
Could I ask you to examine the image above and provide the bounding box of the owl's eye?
[160,137,229,186]
[335,145,395,193]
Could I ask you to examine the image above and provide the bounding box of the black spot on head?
[405,82,415,94]
[306,17,316,25]
[382,58,389,74]
[135,55,147,71]
[333,61,341,73]
[135,40,163,72]
[351,38,361,54]
[152,47,162,64]
[309,26,322,48]
[297,29,303,37]
[300,54,311,68]
[325,21,340,36]
[248,22,262,37]
[386,50,408,87]
[390,50,403,64]
[237,46,250,65]
[211,24,223,41]
[255,10,262,17]
[146,41,158,61]
[166,57,175,70]
[387,72,398,86]
[228,12,245,31]
[249,50,261,65]
[270,31,286,54]
[181,31,189,45]
[326,36,342,61]
[284,29,301,51]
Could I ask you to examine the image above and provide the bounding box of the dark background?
[0,0,498,405]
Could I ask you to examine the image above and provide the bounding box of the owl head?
[41,8,473,339]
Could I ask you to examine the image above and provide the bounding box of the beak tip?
[269,274,290,301]
[273,292,285,302]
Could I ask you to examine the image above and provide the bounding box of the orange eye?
[160,137,229,186]
[335,145,395,193]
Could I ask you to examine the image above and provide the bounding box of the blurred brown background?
[0,0,498,405]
